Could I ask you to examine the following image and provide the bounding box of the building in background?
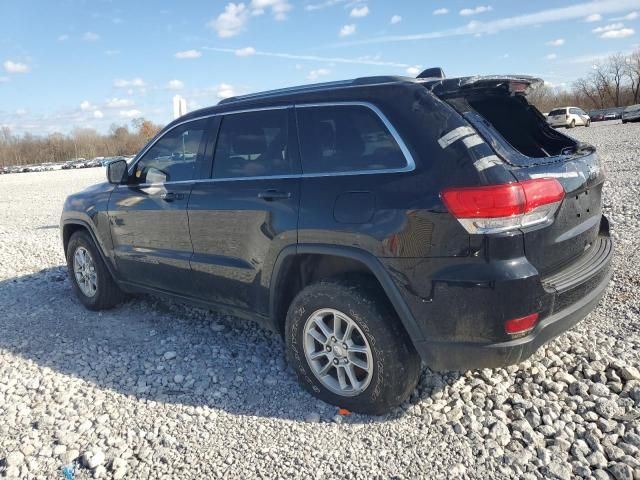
[172,95,187,119]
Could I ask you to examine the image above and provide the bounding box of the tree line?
[528,49,640,114]
[0,118,162,167]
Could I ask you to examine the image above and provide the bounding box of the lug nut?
[331,336,337,342]
[325,346,332,352]
[333,359,339,365]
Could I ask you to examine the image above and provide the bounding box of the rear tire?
[66,230,125,310]
[285,278,421,415]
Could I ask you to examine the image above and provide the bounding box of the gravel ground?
[0,120,639,480]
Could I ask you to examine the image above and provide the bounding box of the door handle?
[258,190,291,201]
[160,192,184,202]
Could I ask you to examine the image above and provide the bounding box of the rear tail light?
[505,313,539,335]
[441,178,564,234]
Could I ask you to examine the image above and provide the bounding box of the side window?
[212,109,292,179]
[296,105,407,174]
[569,108,578,115]
[133,120,206,184]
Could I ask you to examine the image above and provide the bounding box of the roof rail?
[217,75,415,105]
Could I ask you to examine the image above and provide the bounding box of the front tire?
[568,120,576,129]
[585,119,591,127]
[66,230,124,310]
[285,279,420,415]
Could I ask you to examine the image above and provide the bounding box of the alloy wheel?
[303,308,373,397]
[73,246,98,297]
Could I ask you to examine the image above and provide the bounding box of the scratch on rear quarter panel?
[473,155,503,172]
[462,134,484,149]
[437,126,475,149]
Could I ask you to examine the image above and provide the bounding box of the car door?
[108,118,210,294]
[188,107,300,313]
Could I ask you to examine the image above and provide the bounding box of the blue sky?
[1,0,640,135]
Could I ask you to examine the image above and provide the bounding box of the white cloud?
[333,0,640,47]
[307,68,331,80]
[217,83,236,99]
[433,8,449,15]
[204,46,413,68]
[592,23,624,33]
[460,5,492,16]
[83,31,100,41]
[120,109,142,118]
[545,53,558,60]
[80,101,94,111]
[390,14,402,24]
[406,66,421,76]
[93,110,104,119]
[339,24,356,36]
[0,76,9,83]
[235,46,256,56]
[251,0,292,20]
[546,38,565,46]
[15,108,28,116]
[350,6,369,18]
[168,79,184,90]
[3,60,30,73]
[585,13,602,22]
[106,98,135,108]
[113,78,145,88]
[208,3,250,37]
[305,0,348,11]
[621,11,638,20]
[600,28,635,38]
[174,49,202,59]
[105,50,120,56]
[58,34,69,41]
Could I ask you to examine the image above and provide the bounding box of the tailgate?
[427,74,607,275]
[510,151,605,275]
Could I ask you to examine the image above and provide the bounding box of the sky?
[1,0,640,136]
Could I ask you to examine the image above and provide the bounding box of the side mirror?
[106,159,128,185]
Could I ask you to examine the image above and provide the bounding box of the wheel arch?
[61,220,118,279]
[268,244,424,346]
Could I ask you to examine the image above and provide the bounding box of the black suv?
[61,71,612,414]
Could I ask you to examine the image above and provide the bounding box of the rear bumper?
[413,269,610,370]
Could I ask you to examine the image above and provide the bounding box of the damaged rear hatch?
[426,75,608,278]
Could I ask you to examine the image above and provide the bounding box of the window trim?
[129,101,415,186]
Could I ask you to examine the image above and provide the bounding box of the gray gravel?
[1,120,639,479]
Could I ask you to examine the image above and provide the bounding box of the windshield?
[549,109,566,116]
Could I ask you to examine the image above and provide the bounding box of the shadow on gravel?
[0,268,444,422]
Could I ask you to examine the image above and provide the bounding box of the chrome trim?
[127,101,416,185]
[294,101,416,174]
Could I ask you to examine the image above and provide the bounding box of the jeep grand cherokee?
[61,70,612,414]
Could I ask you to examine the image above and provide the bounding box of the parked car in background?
[604,112,618,121]
[61,72,612,414]
[547,107,590,128]
[622,105,640,123]
[589,111,605,122]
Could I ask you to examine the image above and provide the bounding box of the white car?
[547,107,590,128]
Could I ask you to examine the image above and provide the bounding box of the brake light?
[505,313,539,335]
[441,178,564,234]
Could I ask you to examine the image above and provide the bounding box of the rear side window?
[296,104,407,174]
[549,109,566,116]
[133,120,206,184]
[213,109,293,179]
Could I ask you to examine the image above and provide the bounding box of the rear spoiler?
[421,74,543,97]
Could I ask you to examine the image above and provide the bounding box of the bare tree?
[626,48,640,104]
